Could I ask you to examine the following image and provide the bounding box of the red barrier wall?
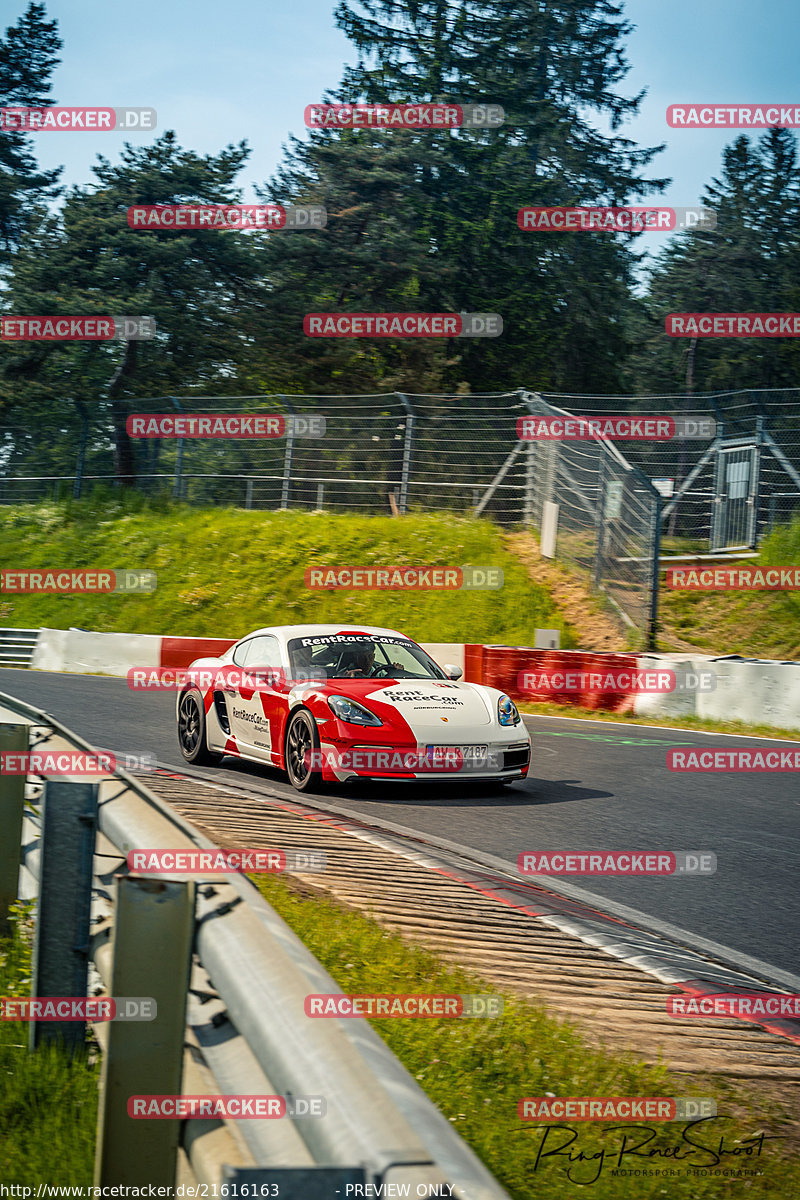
[463,644,485,684]
[160,636,237,669]
[479,647,639,712]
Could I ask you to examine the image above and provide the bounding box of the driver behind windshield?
[341,642,403,677]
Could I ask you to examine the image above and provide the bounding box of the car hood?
[348,679,494,727]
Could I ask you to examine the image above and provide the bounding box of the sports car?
[176,624,531,792]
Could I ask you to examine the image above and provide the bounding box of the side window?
[242,635,282,669]
[232,640,251,666]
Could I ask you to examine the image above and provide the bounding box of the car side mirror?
[444,664,463,680]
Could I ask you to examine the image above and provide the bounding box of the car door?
[226,634,286,762]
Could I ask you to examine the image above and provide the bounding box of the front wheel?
[178,690,223,766]
[285,709,323,792]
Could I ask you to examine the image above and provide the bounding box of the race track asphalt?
[2,667,798,979]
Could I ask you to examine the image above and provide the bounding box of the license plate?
[425,744,488,766]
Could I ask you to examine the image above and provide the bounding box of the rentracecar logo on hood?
[368,685,465,707]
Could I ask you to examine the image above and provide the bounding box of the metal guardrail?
[0,689,510,1198]
[0,627,40,668]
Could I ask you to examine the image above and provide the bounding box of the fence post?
[0,717,29,935]
[593,451,607,588]
[709,420,725,551]
[245,478,254,510]
[397,394,415,515]
[73,403,89,500]
[281,398,295,510]
[750,415,765,547]
[170,398,185,501]
[30,780,98,1050]
[521,391,542,526]
[94,875,195,1187]
[647,489,662,652]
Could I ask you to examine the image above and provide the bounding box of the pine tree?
[252,0,667,395]
[630,129,800,393]
[0,2,62,265]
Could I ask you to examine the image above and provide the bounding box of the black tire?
[178,689,223,766]
[284,709,323,792]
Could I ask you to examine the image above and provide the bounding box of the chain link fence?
[2,388,800,643]
[539,389,800,550]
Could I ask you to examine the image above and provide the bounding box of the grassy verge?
[252,873,798,1199]
[0,903,98,1183]
[656,519,800,659]
[519,702,800,741]
[0,493,576,648]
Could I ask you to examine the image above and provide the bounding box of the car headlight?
[498,694,521,726]
[328,695,383,726]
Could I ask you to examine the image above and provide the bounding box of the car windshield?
[288,634,446,681]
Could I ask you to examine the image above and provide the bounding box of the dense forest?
[1,0,799,483]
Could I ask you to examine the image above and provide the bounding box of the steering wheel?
[372,662,407,678]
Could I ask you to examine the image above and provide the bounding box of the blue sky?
[14,0,800,250]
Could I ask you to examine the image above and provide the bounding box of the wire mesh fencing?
[539,389,800,550]
[0,390,663,641]
[3,387,800,642]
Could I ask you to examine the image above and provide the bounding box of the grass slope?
[0,494,576,647]
[656,519,800,659]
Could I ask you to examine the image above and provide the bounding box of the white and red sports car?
[176,624,531,792]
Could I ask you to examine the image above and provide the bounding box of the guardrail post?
[30,780,98,1050]
[0,718,29,935]
[94,875,196,1188]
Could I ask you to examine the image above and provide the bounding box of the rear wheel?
[285,709,323,792]
[178,690,223,766]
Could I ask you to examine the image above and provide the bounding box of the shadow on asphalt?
[200,757,613,808]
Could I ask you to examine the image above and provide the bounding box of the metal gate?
[710,439,761,551]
